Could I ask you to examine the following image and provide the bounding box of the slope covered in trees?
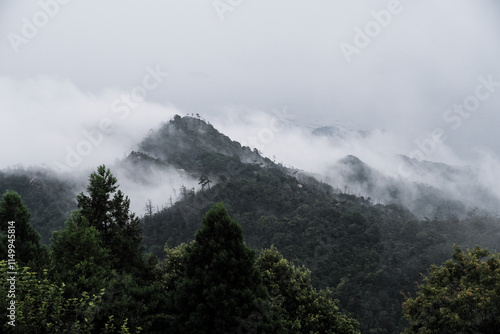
[1,116,500,332]
[167,203,281,333]
[136,116,500,333]
[0,168,78,244]
[0,171,360,333]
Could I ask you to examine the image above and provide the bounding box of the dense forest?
[1,116,500,333]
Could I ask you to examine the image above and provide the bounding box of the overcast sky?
[1,0,500,172]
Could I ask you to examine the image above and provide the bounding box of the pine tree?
[50,211,113,297]
[170,203,281,333]
[72,166,163,331]
[0,190,48,270]
[76,165,144,277]
[76,165,118,235]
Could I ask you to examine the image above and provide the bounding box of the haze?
[1,0,500,213]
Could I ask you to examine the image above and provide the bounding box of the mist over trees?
[0,116,499,333]
[0,166,360,333]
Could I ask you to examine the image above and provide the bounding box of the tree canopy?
[256,246,360,334]
[50,211,113,297]
[169,202,281,333]
[0,190,48,270]
[76,165,145,277]
[403,245,500,333]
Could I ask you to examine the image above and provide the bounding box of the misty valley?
[1,115,500,333]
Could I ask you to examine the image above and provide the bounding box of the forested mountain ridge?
[132,116,500,333]
[0,167,79,244]
[1,115,500,333]
[138,114,270,168]
[315,126,500,218]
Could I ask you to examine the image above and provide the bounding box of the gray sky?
[1,0,500,171]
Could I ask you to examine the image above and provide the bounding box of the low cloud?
[209,107,500,216]
[114,162,199,217]
[1,0,500,218]
[0,75,178,172]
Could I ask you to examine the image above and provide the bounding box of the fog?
[1,0,500,216]
[0,75,179,171]
[209,107,500,216]
[114,161,199,217]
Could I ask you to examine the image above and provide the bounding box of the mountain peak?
[137,115,269,171]
[338,154,364,166]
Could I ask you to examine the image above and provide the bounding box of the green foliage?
[144,158,500,333]
[256,246,360,334]
[77,165,119,234]
[93,276,170,333]
[102,316,143,334]
[0,168,78,244]
[0,190,31,228]
[169,203,281,333]
[136,113,500,332]
[162,242,192,293]
[50,211,113,297]
[47,166,167,332]
[403,245,500,333]
[0,261,103,333]
[0,190,48,270]
[4,117,500,333]
[76,165,148,279]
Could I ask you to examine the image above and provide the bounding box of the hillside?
[313,126,500,218]
[2,115,500,333]
[132,116,500,333]
[0,167,79,244]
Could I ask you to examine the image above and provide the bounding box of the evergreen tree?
[0,190,48,270]
[170,203,281,333]
[50,211,113,297]
[76,165,144,277]
[77,165,118,234]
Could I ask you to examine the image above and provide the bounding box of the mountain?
[138,114,269,168]
[0,167,79,244]
[324,155,466,219]
[2,115,500,333]
[129,116,500,333]
[313,125,500,218]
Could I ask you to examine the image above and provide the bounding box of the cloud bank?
[1,1,500,216]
